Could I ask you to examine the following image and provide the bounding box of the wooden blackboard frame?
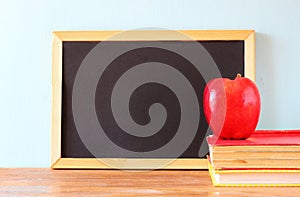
[51,30,255,169]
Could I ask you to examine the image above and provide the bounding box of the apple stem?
[236,73,242,78]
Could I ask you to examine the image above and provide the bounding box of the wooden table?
[0,169,300,196]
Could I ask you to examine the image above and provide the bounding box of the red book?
[207,130,300,146]
[207,130,300,169]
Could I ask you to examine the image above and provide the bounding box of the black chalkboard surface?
[51,30,255,169]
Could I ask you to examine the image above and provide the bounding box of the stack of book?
[207,130,300,186]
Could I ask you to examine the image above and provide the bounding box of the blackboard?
[51,30,255,169]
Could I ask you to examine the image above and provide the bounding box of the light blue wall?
[1,0,300,167]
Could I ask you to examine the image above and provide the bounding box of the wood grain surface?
[0,169,300,196]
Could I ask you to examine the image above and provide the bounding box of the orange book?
[207,157,300,187]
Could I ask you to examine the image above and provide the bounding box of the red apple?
[203,74,261,139]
